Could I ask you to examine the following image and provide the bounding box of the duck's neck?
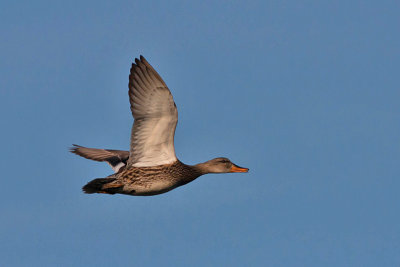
[191,162,211,175]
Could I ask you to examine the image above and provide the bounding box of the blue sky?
[1,0,399,266]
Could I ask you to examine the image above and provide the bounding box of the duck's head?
[195,157,249,174]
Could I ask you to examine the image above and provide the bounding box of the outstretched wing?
[127,56,178,167]
[70,144,129,172]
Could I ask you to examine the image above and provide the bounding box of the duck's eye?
[219,159,229,163]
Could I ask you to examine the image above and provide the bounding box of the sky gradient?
[1,0,399,266]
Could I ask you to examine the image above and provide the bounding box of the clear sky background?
[1,1,399,266]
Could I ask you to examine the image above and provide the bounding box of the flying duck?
[71,56,248,196]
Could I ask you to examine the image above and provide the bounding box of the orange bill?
[230,164,249,173]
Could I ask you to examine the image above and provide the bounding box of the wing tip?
[132,55,146,66]
[69,144,96,161]
[135,57,140,65]
[69,144,80,154]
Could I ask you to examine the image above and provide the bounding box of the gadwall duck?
[71,56,248,196]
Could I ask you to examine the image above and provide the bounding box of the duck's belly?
[125,180,178,196]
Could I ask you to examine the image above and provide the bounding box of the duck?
[71,56,248,196]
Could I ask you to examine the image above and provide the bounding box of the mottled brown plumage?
[72,56,248,197]
[83,161,203,196]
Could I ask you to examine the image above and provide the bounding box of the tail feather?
[82,178,122,194]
